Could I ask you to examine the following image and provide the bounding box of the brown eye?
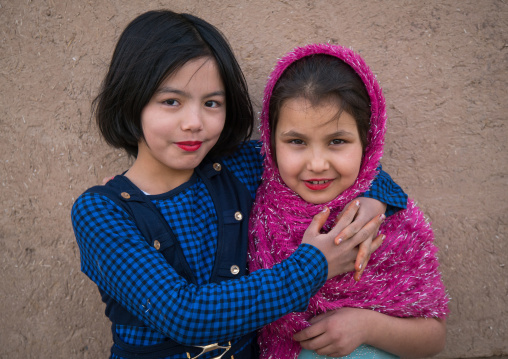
[163,99,179,106]
[330,139,345,145]
[205,100,221,108]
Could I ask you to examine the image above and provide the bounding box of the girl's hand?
[335,197,387,281]
[295,308,447,358]
[302,201,373,279]
[293,307,369,357]
[102,176,115,185]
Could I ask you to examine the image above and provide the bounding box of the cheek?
[140,107,165,137]
[276,146,300,184]
[141,120,168,147]
[211,112,226,137]
[217,115,227,134]
[346,148,364,179]
[139,114,154,144]
[278,165,296,191]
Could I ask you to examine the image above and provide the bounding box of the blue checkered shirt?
[71,140,406,358]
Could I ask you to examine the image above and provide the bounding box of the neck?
[125,152,194,195]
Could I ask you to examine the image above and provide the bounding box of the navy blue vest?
[86,159,257,358]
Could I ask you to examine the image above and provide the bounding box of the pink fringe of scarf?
[248,44,449,359]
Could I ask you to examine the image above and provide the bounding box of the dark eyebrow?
[205,90,226,97]
[280,129,355,138]
[279,130,307,138]
[155,87,185,95]
[155,87,225,98]
[327,130,356,138]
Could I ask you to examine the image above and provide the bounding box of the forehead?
[160,57,224,91]
[277,98,357,132]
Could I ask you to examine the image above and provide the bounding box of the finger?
[307,207,331,235]
[370,233,386,252]
[315,342,355,358]
[328,352,344,358]
[298,330,337,354]
[302,337,332,354]
[355,252,372,282]
[102,176,114,185]
[315,346,340,357]
[334,224,361,245]
[354,234,385,281]
[308,310,336,324]
[353,240,372,282]
[332,201,360,244]
[293,321,327,342]
[354,250,369,281]
[354,238,372,272]
[336,202,386,246]
[335,200,360,225]
[347,213,385,249]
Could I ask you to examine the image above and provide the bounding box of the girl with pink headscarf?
[248,44,449,358]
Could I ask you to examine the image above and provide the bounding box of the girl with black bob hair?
[72,10,408,359]
[94,10,253,158]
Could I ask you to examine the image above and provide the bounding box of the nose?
[306,149,329,173]
[181,106,204,132]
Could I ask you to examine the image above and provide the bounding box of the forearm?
[143,244,327,344]
[364,311,446,358]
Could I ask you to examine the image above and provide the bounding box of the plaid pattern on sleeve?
[71,158,326,355]
[362,165,408,216]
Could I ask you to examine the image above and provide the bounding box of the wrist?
[361,309,383,347]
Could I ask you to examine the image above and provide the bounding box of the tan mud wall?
[1,1,507,358]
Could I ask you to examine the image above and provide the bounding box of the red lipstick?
[304,179,333,191]
[175,141,202,152]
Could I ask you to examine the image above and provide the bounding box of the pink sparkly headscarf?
[248,44,449,359]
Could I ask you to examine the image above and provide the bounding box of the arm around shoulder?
[362,167,408,216]
[72,191,330,344]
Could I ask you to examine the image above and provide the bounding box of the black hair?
[269,54,370,157]
[93,10,253,157]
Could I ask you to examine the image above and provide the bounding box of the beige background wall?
[1,0,507,358]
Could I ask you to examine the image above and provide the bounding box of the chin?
[300,194,333,205]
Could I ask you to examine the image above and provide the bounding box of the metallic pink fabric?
[248,44,449,359]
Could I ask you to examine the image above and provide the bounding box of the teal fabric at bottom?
[298,344,399,359]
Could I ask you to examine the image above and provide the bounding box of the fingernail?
[379,214,386,221]
[355,200,360,206]
[322,206,329,213]
[382,234,386,241]
[358,263,363,270]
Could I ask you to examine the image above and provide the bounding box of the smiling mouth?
[175,141,202,152]
[304,179,333,190]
